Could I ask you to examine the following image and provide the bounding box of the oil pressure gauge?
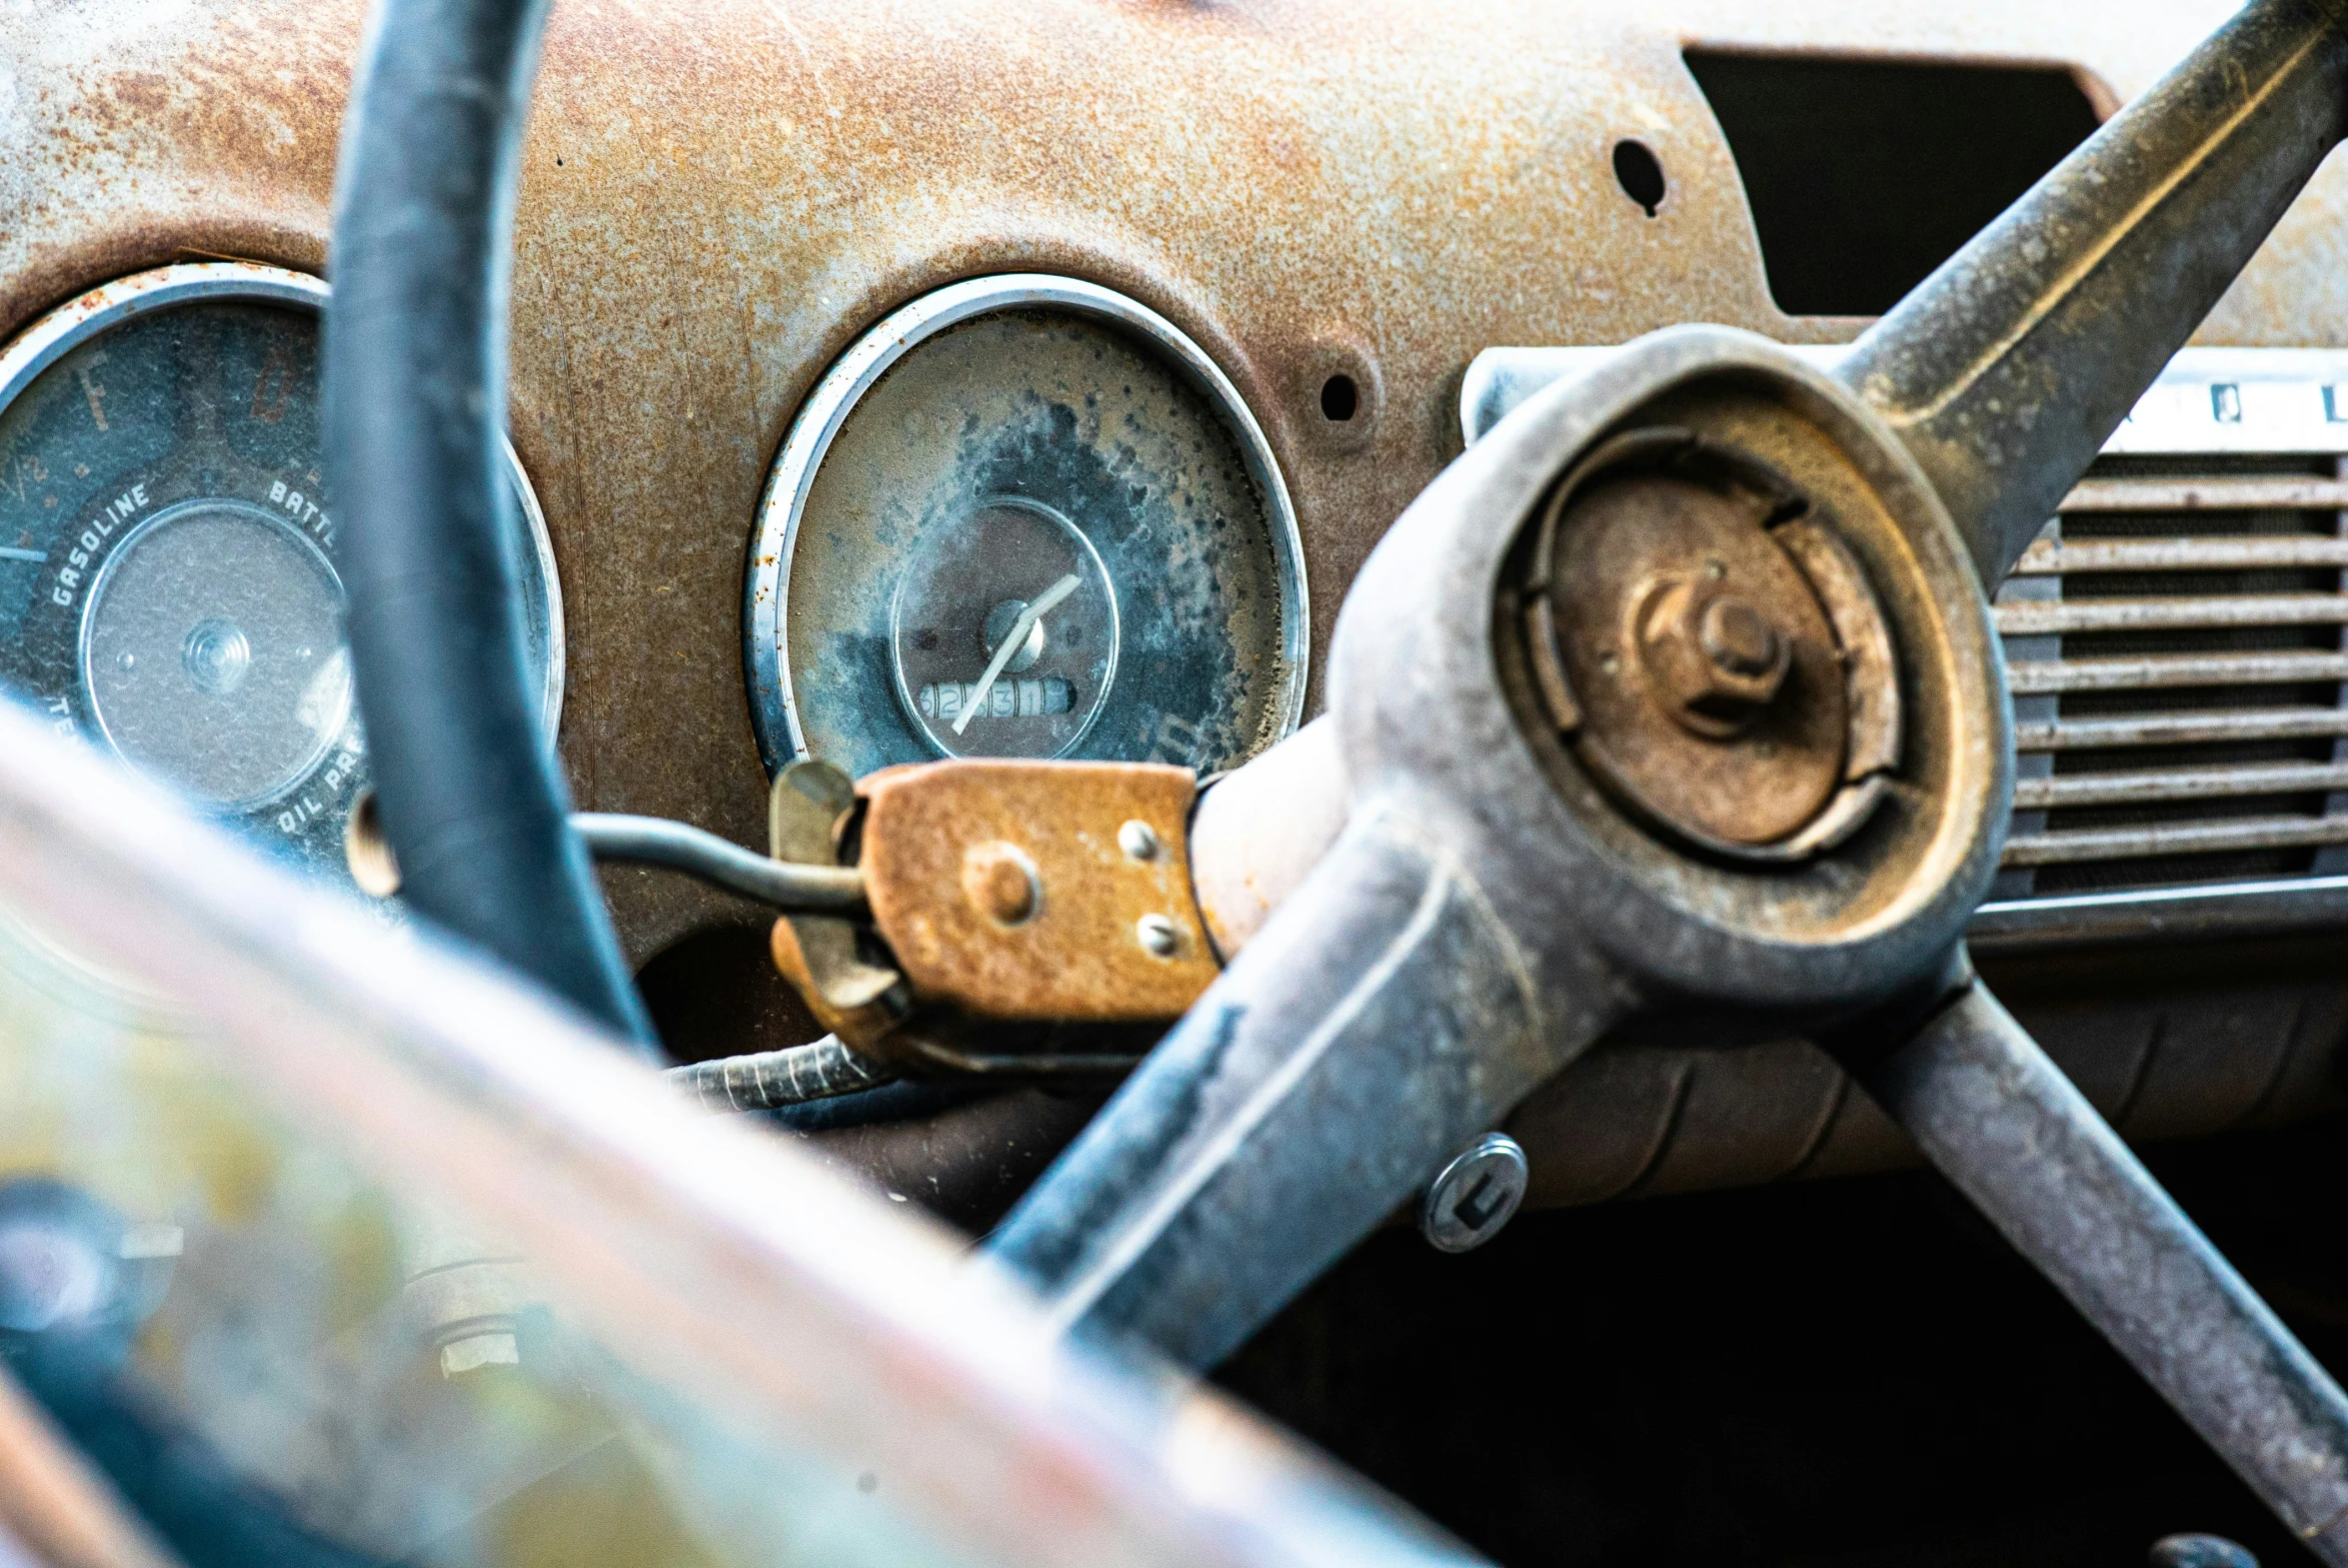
[0,264,561,889]
[748,276,1306,781]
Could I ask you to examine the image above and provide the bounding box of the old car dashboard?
[1,0,2341,1203]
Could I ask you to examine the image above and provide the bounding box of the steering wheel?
[328,0,2348,1554]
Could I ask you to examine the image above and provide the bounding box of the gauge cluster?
[748,276,1308,782]
[0,264,1309,914]
[0,265,561,890]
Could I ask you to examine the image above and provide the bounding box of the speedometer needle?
[954,573,1081,736]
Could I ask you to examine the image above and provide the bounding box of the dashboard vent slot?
[1994,457,2348,899]
[1683,51,2103,317]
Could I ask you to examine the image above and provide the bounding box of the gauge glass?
[749,276,1306,782]
[80,499,351,808]
[0,266,561,889]
[888,495,1120,760]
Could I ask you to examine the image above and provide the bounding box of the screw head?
[962,841,1040,925]
[1136,912,1180,957]
[1699,596,1781,679]
[1420,1132,1529,1253]
[2148,1536,2258,1568]
[1118,818,1160,861]
[1633,577,1792,738]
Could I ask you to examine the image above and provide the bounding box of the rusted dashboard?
[5,0,2346,1208]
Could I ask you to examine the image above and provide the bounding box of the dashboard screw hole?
[1318,374,1358,423]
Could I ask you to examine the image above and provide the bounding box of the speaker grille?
[1994,454,2348,899]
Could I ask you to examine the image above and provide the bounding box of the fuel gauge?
[0,264,561,890]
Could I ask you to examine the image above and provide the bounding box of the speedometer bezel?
[0,261,566,737]
[744,273,1309,776]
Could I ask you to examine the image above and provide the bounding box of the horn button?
[1521,431,1898,856]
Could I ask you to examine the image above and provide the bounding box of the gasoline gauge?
[0,264,561,890]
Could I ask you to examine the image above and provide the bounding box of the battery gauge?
[0,264,561,889]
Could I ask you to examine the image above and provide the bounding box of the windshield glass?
[0,695,1467,1568]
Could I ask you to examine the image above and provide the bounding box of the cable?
[668,1037,902,1111]
[573,814,866,913]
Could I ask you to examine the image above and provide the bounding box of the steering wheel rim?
[324,0,654,1048]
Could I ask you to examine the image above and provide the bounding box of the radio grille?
[1993,455,2348,899]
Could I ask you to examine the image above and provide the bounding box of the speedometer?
[746,276,1306,780]
[0,264,561,888]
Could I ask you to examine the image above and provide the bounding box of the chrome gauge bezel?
[745,273,1309,774]
[0,262,565,737]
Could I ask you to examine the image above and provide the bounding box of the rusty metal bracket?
[857,760,1218,1023]
[767,762,910,1048]
[763,759,1220,1075]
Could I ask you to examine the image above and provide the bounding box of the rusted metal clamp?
[765,757,1220,1079]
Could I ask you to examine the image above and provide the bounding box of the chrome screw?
[1118,818,1161,861]
[1420,1131,1529,1253]
[1136,912,1180,957]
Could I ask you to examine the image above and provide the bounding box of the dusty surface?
[0,0,2336,967]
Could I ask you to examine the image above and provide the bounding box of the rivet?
[962,841,1040,925]
[1137,912,1180,957]
[1118,818,1160,861]
[1420,1132,1529,1253]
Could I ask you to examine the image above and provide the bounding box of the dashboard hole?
[1612,140,1665,217]
[1319,374,1358,423]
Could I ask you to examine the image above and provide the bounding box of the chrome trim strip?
[1463,345,2348,457]
[745,274,1308,776]
[1969,876,2348,951]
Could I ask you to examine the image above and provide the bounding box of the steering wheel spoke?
[1842,0,2348,590]
[992,805,1621,1372]
[992,4,2348,1537]
[1847,966,2348,1558]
